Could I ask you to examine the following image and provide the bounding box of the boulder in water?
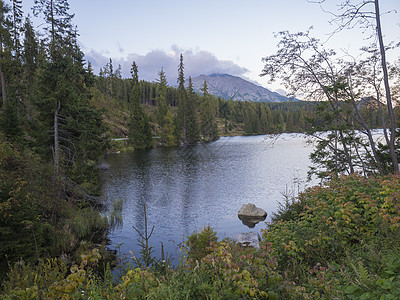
[238,203,267,218]
[233,232,261,248]
[238,203,267,228]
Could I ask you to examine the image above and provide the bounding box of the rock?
[97,162,110,170]
[238,203,267,218]
[238,203,267,228]
[234,232,261,248]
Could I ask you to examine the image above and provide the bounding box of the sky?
[23,0,400,93]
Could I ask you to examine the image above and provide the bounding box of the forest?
[1,0,400,298]
[94,57,387,145]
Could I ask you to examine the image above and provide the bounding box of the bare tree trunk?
[339,130,355,174]
[54,100,60,172]
[0,66,5,106]
[0,32,6,106]
[375,0,398,172]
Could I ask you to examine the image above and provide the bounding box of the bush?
[263,173,400,297]
[186,225,218,262]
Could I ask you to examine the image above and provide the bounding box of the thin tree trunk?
[0,66,6,106]
[339,130,355,174]
[54,100,60,172]
[375,0,398,172]
[0,33,6,106]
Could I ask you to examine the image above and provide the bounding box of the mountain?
[190,74,294,102]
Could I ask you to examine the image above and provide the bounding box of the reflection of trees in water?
[102,135,314,263]
[178,145,201,234]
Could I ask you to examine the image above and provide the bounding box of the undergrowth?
[2,173,400,299]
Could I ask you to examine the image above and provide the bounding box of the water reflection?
[238,215,267,228]
[101,134,314,262]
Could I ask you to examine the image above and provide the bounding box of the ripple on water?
[101,134,315,262]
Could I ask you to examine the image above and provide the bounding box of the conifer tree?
[200,81,218,141]
[22,17,38,121]
[33,0,74,48]
[156,68,175,146]
[0,0,11,106]
[10,0,22,56]
[128,61,152,149]
[33,0,107,185]
[259,105,269,133]
[9,0,23,102]
[186,77,200,144]
[176,53,187,144]
[0,0,24,139]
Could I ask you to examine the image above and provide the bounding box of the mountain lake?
[100,134,316,263]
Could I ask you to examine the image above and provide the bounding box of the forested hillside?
[92,57,389,143]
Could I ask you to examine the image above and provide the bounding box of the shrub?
[186,225,218,262]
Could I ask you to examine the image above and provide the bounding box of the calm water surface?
[101,134,315,261]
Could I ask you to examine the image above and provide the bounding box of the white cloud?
[84,46,249,86]
[274,89,287,96]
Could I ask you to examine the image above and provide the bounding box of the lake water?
[100,134,315,262]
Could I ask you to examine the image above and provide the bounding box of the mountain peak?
[190,74,294,102]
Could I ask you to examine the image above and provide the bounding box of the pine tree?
[33,0,107,186]
[0,0,11,106]
[186,77,200,144]
[176,53,187,144]
[33,0,75,171]
[0,0,24,139]
[259,105,269,133]
[128,61,152,149]
[200,81,218,141]
[22,17,38,121]
[156,68,175,146]
[9,0,23,103]
[33,0,74,48]
[10,0,22,56]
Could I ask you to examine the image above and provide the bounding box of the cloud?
[84,46,249,86]
[274,89,287,96]
[116,41,124,54]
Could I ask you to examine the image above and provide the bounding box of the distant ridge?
[190,73,295,102]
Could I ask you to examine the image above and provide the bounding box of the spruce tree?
[0,0,11,106]
[156,68,175,146]
[10,0,22,56]
[22,17,38,121]
[33,0,107,189]
[200,81,218,141]
[186,77,200,144]
[0,0,23,139]
[128,61,152,149]
[176,53,187,144]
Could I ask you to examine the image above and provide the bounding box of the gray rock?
[238,203,267,218]
[97,162,110,170]
[233,232,261,248]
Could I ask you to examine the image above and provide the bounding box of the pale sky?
[22,0,400,93]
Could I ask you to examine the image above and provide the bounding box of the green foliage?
[131,204,156,269]
[185,77,200,144]
[200,81,218,141]
[4,174,400,299]
[128,61,153,149]
[264,173,400,297]
[186,225,218,262]
[0,137,109,283]
[0,140,51,274]
[0,101,22,142]
[2,248,102,299]
[156,68,175,146]
[1,232,284,299]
